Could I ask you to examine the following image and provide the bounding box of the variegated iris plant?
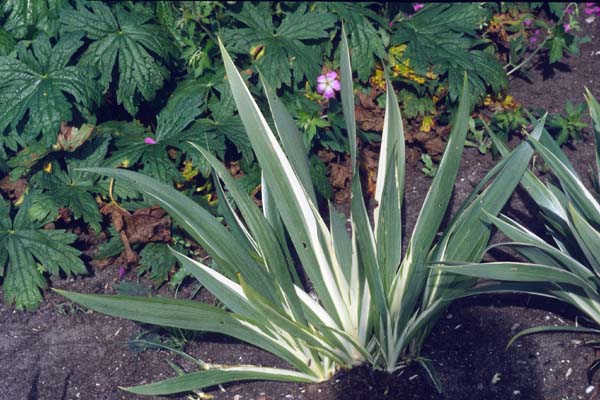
[436,90,600,343]
[56,29,541,396]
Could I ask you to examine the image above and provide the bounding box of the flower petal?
[331,79,341,91]
[144,137,157,145]
[326,71,338,80]
[317,74,327,83]
[317,82,328,94]
[323,87,335,99]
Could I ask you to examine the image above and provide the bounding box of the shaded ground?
[2,15,600,400]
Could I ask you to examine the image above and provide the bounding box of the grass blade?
[124,366,317,395]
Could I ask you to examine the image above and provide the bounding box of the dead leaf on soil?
[356,88,385,132]
[100,203,172,266]
[361,146,380,197]
[328,155,353,205]
[0,176,28,201]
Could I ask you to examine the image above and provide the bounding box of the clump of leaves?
[30,137,110,233]
[420,153,438,177]
[391,3,507,102]
[0,32,101,148]
[60,2,174,115]
[465,116,493,154]
[545,101,587,146]
[221,2,337,90]
[0,194,86,311]
[1,0,69,40]
[323,2,387,82]
[489,2,591,79]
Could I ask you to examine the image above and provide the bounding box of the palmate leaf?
[0,27,16,55]
[324,2,387,81]
[60,2,172,115]
[222,2,337,89]
[104,80,225,181]
[138,242,177,284]
[1,0,69,39]
[392,3,506,101]
[0,32,101,146]
[0,196,86,311]
[30,138,109,233]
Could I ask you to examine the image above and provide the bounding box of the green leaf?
[0,196,86,311]
[80,167,278,305]
[1,0,69,40]
[584,89,600,185]
[529,137,600,226]
[0,32,101,146]
[374,75,405,290]
[325,3,387,81]
[0,28,16,55]
[417,358,443,394]
[105,80,222,182]
[434,262,597,294]
[124,366,316,396]
[60,2,173,114]
[30,138,109,232]
[309,155,333,199]
[222,3,337,89]
[53,289,313,374]
[507,325,600,350]
[218,36,353,329]
[391,3,506,101]
[138,243,177,284]
[262,77,315,203]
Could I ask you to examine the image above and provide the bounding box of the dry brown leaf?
[0,176,28,201]
[100,203,172,266]
[355,88,385,132]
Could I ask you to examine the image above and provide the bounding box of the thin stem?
[108,177,117,204]
[505,2,577,76]
[506,37,548,76]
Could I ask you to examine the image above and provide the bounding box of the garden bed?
[2,7,600,400]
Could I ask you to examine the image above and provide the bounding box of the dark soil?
[2,16,600,400]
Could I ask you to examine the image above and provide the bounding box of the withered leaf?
[0,176,28,201]
[355,88,385,132]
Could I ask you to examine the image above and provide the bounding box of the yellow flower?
[43,162,52,173]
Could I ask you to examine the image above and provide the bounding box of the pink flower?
[413,3,424,12]
[529,36,538,45]
[316,71,341,99]
[523,18,533,27]
[118,266,126,279]
[565,6,574,14]
[144,137,157,145]
[585,5,600,15]
[563,23,571,32]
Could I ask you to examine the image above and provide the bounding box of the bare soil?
[2,16,600,400]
